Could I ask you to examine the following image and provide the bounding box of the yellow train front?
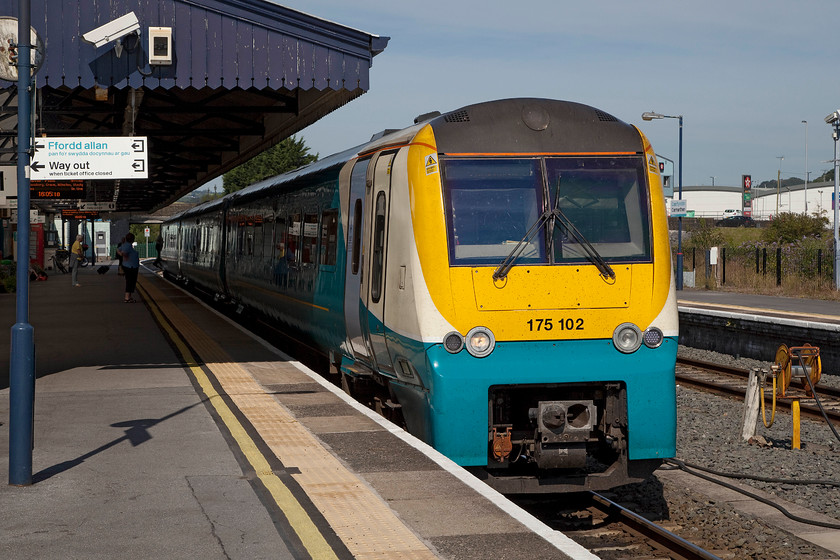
[359,98,677,493]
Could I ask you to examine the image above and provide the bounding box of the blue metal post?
[834,122,840,290]
[9,0,35,486]
[676,116,683,291]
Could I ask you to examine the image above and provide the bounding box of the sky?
[271,0,840,190]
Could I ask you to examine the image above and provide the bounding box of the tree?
[128,224,160,243]
[761,212,829,244]
[756,177,804,190]
[222,136,318,194]
[814,169,834,183]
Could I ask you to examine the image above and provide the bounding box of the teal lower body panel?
[406,337,678,466]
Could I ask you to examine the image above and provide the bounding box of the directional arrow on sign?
[30,161,44,172]
[33,141,44,151]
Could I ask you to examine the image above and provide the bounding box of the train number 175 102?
[526,318,584,331]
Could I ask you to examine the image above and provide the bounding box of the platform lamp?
[642,111,684,290]
[826,110,840,290]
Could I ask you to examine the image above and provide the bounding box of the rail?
[588,492,722,560]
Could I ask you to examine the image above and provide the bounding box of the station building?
[0,0,388,269]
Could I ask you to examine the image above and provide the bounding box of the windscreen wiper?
[552,207,615,280]
[493,209,553,281]
[493,207,616,281]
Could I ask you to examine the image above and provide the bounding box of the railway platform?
[677,289,840,375]
[678,288,840,321]
[0,263,593,560]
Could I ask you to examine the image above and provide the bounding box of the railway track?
[676,357,840,426]
[523,491,722,560]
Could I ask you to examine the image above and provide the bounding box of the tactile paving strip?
[140,278,438,559]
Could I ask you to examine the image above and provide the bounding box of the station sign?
[670,199,688,217]
[30,180,85,199]
[31,136,148,180]
[78,201,116,211]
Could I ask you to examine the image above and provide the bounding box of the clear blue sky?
[277,0,840,189]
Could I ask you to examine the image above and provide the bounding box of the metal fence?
[678,241,837,294]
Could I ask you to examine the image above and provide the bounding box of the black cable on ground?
[664,458,840,530]
[796,349,840,444]
[668,458,840,487]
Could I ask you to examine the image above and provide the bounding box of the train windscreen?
[441,156,651,267]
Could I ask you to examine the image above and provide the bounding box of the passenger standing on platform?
[153,234,163,268]
[116,236,125,275]
[70,234,84,287]
[117,233,140,303]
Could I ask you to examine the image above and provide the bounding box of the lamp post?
[826,110,840,290]
[642,111,683,290]
[802,120,808,214]
[710,176,716,187]
[776,156,784,217]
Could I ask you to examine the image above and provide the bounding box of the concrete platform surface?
[1,263,591,560]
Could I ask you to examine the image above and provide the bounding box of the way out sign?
[31,137,148,180]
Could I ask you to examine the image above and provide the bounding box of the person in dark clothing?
[117,233,140,302]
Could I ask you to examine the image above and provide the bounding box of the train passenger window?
[262,218,275,265]
[302,213,319,264]
[252,213,264,259]
[273,215,289,287]
[441,158,546,266]
[545,156,650,262]
[351,199,362,274]
[319,209,338,266]
[288,213,302,263]
[371,192,387,303]
[245,226,254,256]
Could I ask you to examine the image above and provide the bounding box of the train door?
[361,153,396,374]
[343,158,372,363]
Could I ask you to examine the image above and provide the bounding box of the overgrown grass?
[679,226,840,301]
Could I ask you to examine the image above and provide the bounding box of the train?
[161,98,678,493]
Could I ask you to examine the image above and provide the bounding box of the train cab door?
[343,158,372,364]
[360,152,396,375]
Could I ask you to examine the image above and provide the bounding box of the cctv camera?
[82,12,139,48]
[825,110,840,125]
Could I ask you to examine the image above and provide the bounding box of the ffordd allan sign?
[30,137,148,180]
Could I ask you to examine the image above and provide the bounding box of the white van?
[723,209,742,217]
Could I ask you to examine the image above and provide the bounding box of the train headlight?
[466,326,495,358]
[643,327,664,349]
[612,323,642,354]
[443,331,465,354]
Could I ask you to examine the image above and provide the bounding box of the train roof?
[425,98,643,155]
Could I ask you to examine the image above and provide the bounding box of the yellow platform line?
[679,299,840,321]
[137,281,338,559]
[139,278,437,559]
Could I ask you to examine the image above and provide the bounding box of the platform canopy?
[0,0,388,213]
